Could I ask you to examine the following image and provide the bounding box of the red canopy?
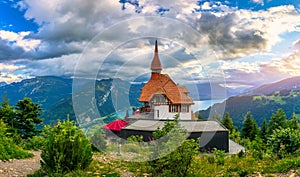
[101,120,128,131]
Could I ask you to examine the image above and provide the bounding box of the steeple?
[151,40,162,73]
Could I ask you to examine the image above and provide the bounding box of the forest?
[0,97,299,177]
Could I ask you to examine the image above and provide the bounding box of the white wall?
[153,105,192,120]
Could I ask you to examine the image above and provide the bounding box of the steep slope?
[0,76,72,109]
[44,78,143,124]
[245,76,300,96]
[0,76,143,125]
[199,89,300,129]
[199,76,300,129]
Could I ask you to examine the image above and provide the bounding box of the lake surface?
[191,99,225,111]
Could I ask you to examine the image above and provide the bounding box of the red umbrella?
[101,120,128,131]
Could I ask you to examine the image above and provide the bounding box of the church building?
[119,40,230,152]
[132,40,194,120]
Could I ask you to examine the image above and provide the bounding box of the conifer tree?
[289,113,299,130]
[241,112,259,141]
[222,112,237,134]
[15,98,43,139]
[0,93,17,134]
[260,119,268,143]
[267,108,287,134]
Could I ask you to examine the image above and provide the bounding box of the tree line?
[221,108,300,157]
[0,94,43,139]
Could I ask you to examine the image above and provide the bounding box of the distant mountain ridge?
[186,82,247,100]
[244,76,300,96]
[0,76,72,109]
[199,76,300,129]
[2,75,300,127]
[0,76,142,125]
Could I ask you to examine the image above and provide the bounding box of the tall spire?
[151,40,162,73]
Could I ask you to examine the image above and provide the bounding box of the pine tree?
[260,119,268,143]
[15,98,43,139]
[289,113,299,130]
[150,114,198,176]
[222,112,237,134]
[267,108,287,134]
[241,112,259,141]
[0,93,17,134]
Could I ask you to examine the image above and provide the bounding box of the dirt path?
[0,151,41,177]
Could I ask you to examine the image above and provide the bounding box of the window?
[169,105,180,112]
[157,110,159,118]
[181,105,189,112]
[151,95,168,105]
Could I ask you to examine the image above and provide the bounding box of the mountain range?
[0,76,299,128]
[198,76,300,129]
[0,76,141,125]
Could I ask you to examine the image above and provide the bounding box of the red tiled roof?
[139,73,194,104]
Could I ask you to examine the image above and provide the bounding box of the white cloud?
[201,2,211,10]
[0,30,40,52]
[0,72,30,83]
[1,0,299,85]
[0,63,25,72]
[220,61,260,74]
[236,5,300,51]
[214,51,300,85]
[252,0,264,5]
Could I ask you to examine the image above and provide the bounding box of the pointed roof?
[150,40,162,72]
[139,73,194,104]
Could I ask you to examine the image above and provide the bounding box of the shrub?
[238,150,245,158]
[127,135,143,143]
[267,127,300,155]
[214,148,226,165]
[274,158,300,172]
[206,155,215,164]
[149,115,199,177]
[0,120,33,160]
[249,137,264,159]
[21,135,46,150]
[89,128,107,152]
[40,120,92,175]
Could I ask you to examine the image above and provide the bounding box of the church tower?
[150,40,162,73]
[138,40,194,120]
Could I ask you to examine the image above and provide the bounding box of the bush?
[89,128,107,152]
[274,158,300,172]
[0,120,33,160]
[149,115,199,176]
[40,120,92,175]
[21,136,46,150]
[127,135,143,143]
[267,127,300,156]
[214,148,226,165]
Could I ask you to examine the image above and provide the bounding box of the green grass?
[29,150,300,177]
[253,95,262,101]
[269,95,286,105]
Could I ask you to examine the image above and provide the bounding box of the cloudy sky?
[1,0,300,89]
